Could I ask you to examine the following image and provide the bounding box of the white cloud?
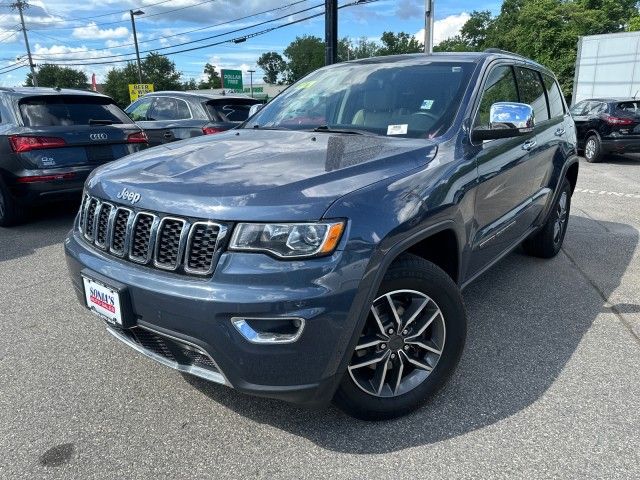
[415,12,471,46]
[73,22,129,40]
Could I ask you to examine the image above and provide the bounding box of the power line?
[43,0,175,25]
[31,2,325,62]
[27,0,310,56]
[36,0,377,67]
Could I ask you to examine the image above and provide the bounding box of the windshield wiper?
[89,119,115,125]
[312,125,374,136]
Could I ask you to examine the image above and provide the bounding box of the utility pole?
[325,0,338,65]
[424,0,434,54]
[11,1,37,86]
[247,69,255,98]
[130,10,144,84]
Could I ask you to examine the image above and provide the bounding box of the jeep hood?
[87,129,437,221]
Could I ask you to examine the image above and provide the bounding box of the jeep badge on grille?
[116,187,141,205]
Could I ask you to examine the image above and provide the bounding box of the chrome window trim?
[184,221,227,276]
[128,211,158,264]
[153,216,188,271]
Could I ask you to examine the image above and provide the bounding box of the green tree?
[103,52,182,107]
[26,64,88,89]
[377,32,423,56]
[182,78,198,90]
[257,52,286,84]
[629,15,640,31]
[283,35,325,83]
[351,37,380,59]
[198,63,221,89]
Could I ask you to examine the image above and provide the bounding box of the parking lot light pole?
[424,0,434,54]
[248,69,255,97]
[130,9,144,84]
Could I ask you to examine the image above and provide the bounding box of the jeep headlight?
[229,221,345,258]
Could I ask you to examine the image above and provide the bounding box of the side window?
[148,97,191,121]
[542,74,565,118]
[570,101,588,116]
[475,65,519,129]
[515,67,549,122]
[587,102,605,115]
[125,98,152,121]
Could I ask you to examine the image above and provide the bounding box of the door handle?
[522,140,537,151]
[555,127,566,136]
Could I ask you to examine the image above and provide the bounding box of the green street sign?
[221,69,243,90]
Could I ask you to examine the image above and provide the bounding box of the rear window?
[206,99,259,122]
[616,101,640,115]
[20,95,132,127]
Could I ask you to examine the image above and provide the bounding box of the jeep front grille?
[79,194,226,276]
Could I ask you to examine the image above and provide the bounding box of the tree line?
[21,0,640,106]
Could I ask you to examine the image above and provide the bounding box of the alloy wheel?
[553,191,568,244]
[585,138,596,160]
[348,289,446,398]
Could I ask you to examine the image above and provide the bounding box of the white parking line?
[574,188,640,199]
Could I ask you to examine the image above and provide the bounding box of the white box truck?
[573,30,640,105]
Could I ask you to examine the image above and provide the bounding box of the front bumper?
[64,228,369,406]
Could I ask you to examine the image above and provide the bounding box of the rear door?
[128,96,207,146]
[14,95,145,169]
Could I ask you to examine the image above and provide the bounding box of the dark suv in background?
[65,51,578,420]
[125,91,261,146]
[570,98,640,162]
[0,87,147,226]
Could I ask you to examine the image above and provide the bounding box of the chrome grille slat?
[79,195,224,276]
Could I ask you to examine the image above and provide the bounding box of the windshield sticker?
[387,124,408,136]
[452,66,462,72]
[296,81,317,89]
[420,100,434,110]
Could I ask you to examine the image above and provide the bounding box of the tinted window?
[475,65,519,129]
[515,67,549,122]
[542,74,565,118]
[19,96,132,127]
[570,101,588,116]
[245,61,476,139]
[126,98,153,121]
[148,97,191,121]
[587,102,606,115]
[206,99,259,122]
[616,101,640,115]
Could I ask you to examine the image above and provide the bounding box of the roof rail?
[483,48,529,60]
[0,86,15,92]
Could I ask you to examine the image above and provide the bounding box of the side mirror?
[248,104,264,117]
[472,102,535,142]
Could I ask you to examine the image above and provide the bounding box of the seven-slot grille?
[79,194,224,276]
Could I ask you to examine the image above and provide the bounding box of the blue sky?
[0,0,501,87]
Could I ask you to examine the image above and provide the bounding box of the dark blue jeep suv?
[65,51,579,420]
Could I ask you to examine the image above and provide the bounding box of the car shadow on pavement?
[0,201,78,263]
[185,214,636,454]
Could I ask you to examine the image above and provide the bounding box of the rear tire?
[522,179,571,258]
[584,134,602,163]
[0,177,25,227]
[333,254,467,420]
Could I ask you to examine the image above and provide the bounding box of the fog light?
[231,317,305,344]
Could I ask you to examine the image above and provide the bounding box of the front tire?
[584,134,602,163]
[522,178,571,258]
[333,254,467,420]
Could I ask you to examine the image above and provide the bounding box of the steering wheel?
[411,111,440,122]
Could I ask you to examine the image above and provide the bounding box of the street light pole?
[424,0,434,54]
[130,9,144,83]
[247,69,255,98]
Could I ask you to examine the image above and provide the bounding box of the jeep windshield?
[245,60,475,139]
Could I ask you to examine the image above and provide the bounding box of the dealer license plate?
[82,276,123,325]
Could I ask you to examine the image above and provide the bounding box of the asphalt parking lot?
[1,156,639,479]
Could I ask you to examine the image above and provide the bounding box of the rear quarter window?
[542,74,565,118]
[19,95,132,127]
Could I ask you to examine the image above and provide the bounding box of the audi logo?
[89,133,108,141]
